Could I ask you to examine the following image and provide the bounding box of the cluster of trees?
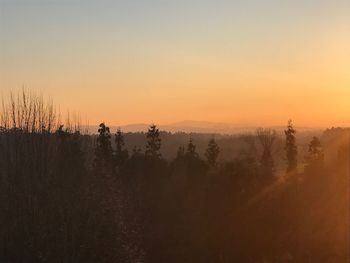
[0,91,347,262]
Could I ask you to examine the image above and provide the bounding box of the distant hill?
[84,120,323,135]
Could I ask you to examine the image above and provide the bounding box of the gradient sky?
[1,0,349,127]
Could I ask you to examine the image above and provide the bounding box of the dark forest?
[0,92,349,263]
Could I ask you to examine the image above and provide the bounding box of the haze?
[1,0,349,127]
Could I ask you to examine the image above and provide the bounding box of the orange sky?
[1,1,349,127]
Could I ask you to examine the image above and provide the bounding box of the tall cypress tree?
[285,119,298,173]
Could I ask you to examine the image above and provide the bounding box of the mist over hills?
[85,120,323,134]
[1,89,348,262]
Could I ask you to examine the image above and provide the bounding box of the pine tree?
[284,119,298,173]
[114,128,129,168]
[186,138,199,158]
[205,138,220,168]
[184,138,207,180]
[94,123,113,172]
[145,124,161,159]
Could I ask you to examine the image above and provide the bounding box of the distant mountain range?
[84,120,323,134]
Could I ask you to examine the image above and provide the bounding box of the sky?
[1,0,349,127]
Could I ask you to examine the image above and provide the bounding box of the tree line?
[0,91,347,262]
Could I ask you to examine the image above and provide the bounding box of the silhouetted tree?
[307,136,323,158]
[114,128,129,170]
[186,138,199,159]
[205,138,220,168]
[176,146,185,160]
[145,124,161,159]
[304,136,324,173]
[183,138,207,182]
[94,123,113,174]
[2,89,347,263]
[285,119,298,173]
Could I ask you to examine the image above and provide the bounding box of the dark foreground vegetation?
[0,92,348,262]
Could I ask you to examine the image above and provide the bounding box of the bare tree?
[0,89,83,134]
[256,128,277,182]
[1,89,57,133]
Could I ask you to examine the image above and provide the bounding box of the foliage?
[94,123,113,174]
[114,128,129,169]
[205,137,220,168]
[0,92,346,263]
[145,124,162,159]
[285,119,298,173]
[304,136,324,174]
